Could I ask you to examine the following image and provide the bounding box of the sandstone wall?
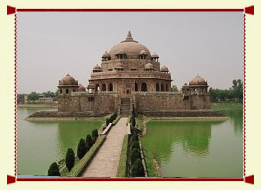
[58,93,117,115]
[135,93,211,112]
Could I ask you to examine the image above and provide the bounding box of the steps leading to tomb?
[120,98,130,116]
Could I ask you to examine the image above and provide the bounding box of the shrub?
[131,158,145,177]
[106,118,109,126]
[131,141,140,151]
[86,134,93,150]
[131,133,139,143]
[130,148,141,165]
[66,148,75,172]
[92,129,99,143]
[132,104,136,117]
[131,116,136,128]
[47,162,60,176]
[77,138,87,159]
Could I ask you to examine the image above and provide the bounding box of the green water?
[141,104,243,177]
[17,107,103,175]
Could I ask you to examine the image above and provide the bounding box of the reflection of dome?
[189,74,208,85]
[102,51,111,58]
[145,62,153,70]
[59,74,78,85]
[78,84,86,92]
[160,65,169,72]
[109,31,151,59]
[93,64,102,72]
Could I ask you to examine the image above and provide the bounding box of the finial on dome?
[126,31,133,41]
[121,31,137,43]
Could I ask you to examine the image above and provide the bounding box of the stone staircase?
[120,98,130,116]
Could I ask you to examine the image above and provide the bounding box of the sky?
[17,11,243,94]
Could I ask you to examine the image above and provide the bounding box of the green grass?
[211,102,243,110]
[136,115,149,133]
[66,135,106,177]
[116,135,128,177]
[143,149,161,177]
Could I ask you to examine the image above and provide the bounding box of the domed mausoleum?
[58,32,211,116]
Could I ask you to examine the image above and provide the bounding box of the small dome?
[140,50,147,55]
[145,62,153,70]
[78,84,86,92]
[160,65,169,72]
[102,51,111,58]
[93,64,102,72]
[189,74,208,86]
[59,74,78,85]
[184,82,188,86]
[151,53,159,58]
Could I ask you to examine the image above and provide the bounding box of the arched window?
[135,83,138,91]
[60,89,62,94]
[156,83,160,91]
[95,84,100,92]
[108,83,113,91]
[101,83,106,91]
[141,83,147,92]
[161,84,165,92]
[66,89,69,94]
[166,84,168,92]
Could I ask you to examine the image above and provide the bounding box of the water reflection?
[17,107,103,175]
[142,121,224,162]
[215,105,243,134]
[141,105,243,177]
[57,121,102,158]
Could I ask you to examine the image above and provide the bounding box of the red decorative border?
[7,5,254,185]
[243,13,246,178]
[14,13,17,178]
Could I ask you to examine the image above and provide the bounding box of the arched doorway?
[135,83,138,92]
[156,83,160,91]
[108,83,113,91]
[95,84,100,92]
[161,84,165,91]
[141,83,147,92]
[101,83,106,91]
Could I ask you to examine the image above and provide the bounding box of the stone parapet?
[90,70,171,81]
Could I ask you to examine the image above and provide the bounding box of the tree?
[131,133,139,143]
[86,134,93,150]
[130,158,145,177]
[47,162,60,176]
[171,85,179,92]
[27,91,39,102]
[92,129,98,143]
[232,79,243,102]
[130,148,141,165]
[106,118,109,126]
[77,139,87,159]
[131,116,136,128]
[65,148,75,172]
[131,141,140,151]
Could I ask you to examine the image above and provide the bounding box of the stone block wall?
[135,92,210,112]
[58,93,116,115]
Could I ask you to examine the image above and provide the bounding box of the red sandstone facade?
[58,32,211,116]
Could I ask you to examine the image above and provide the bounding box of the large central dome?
[109,31,151,60]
